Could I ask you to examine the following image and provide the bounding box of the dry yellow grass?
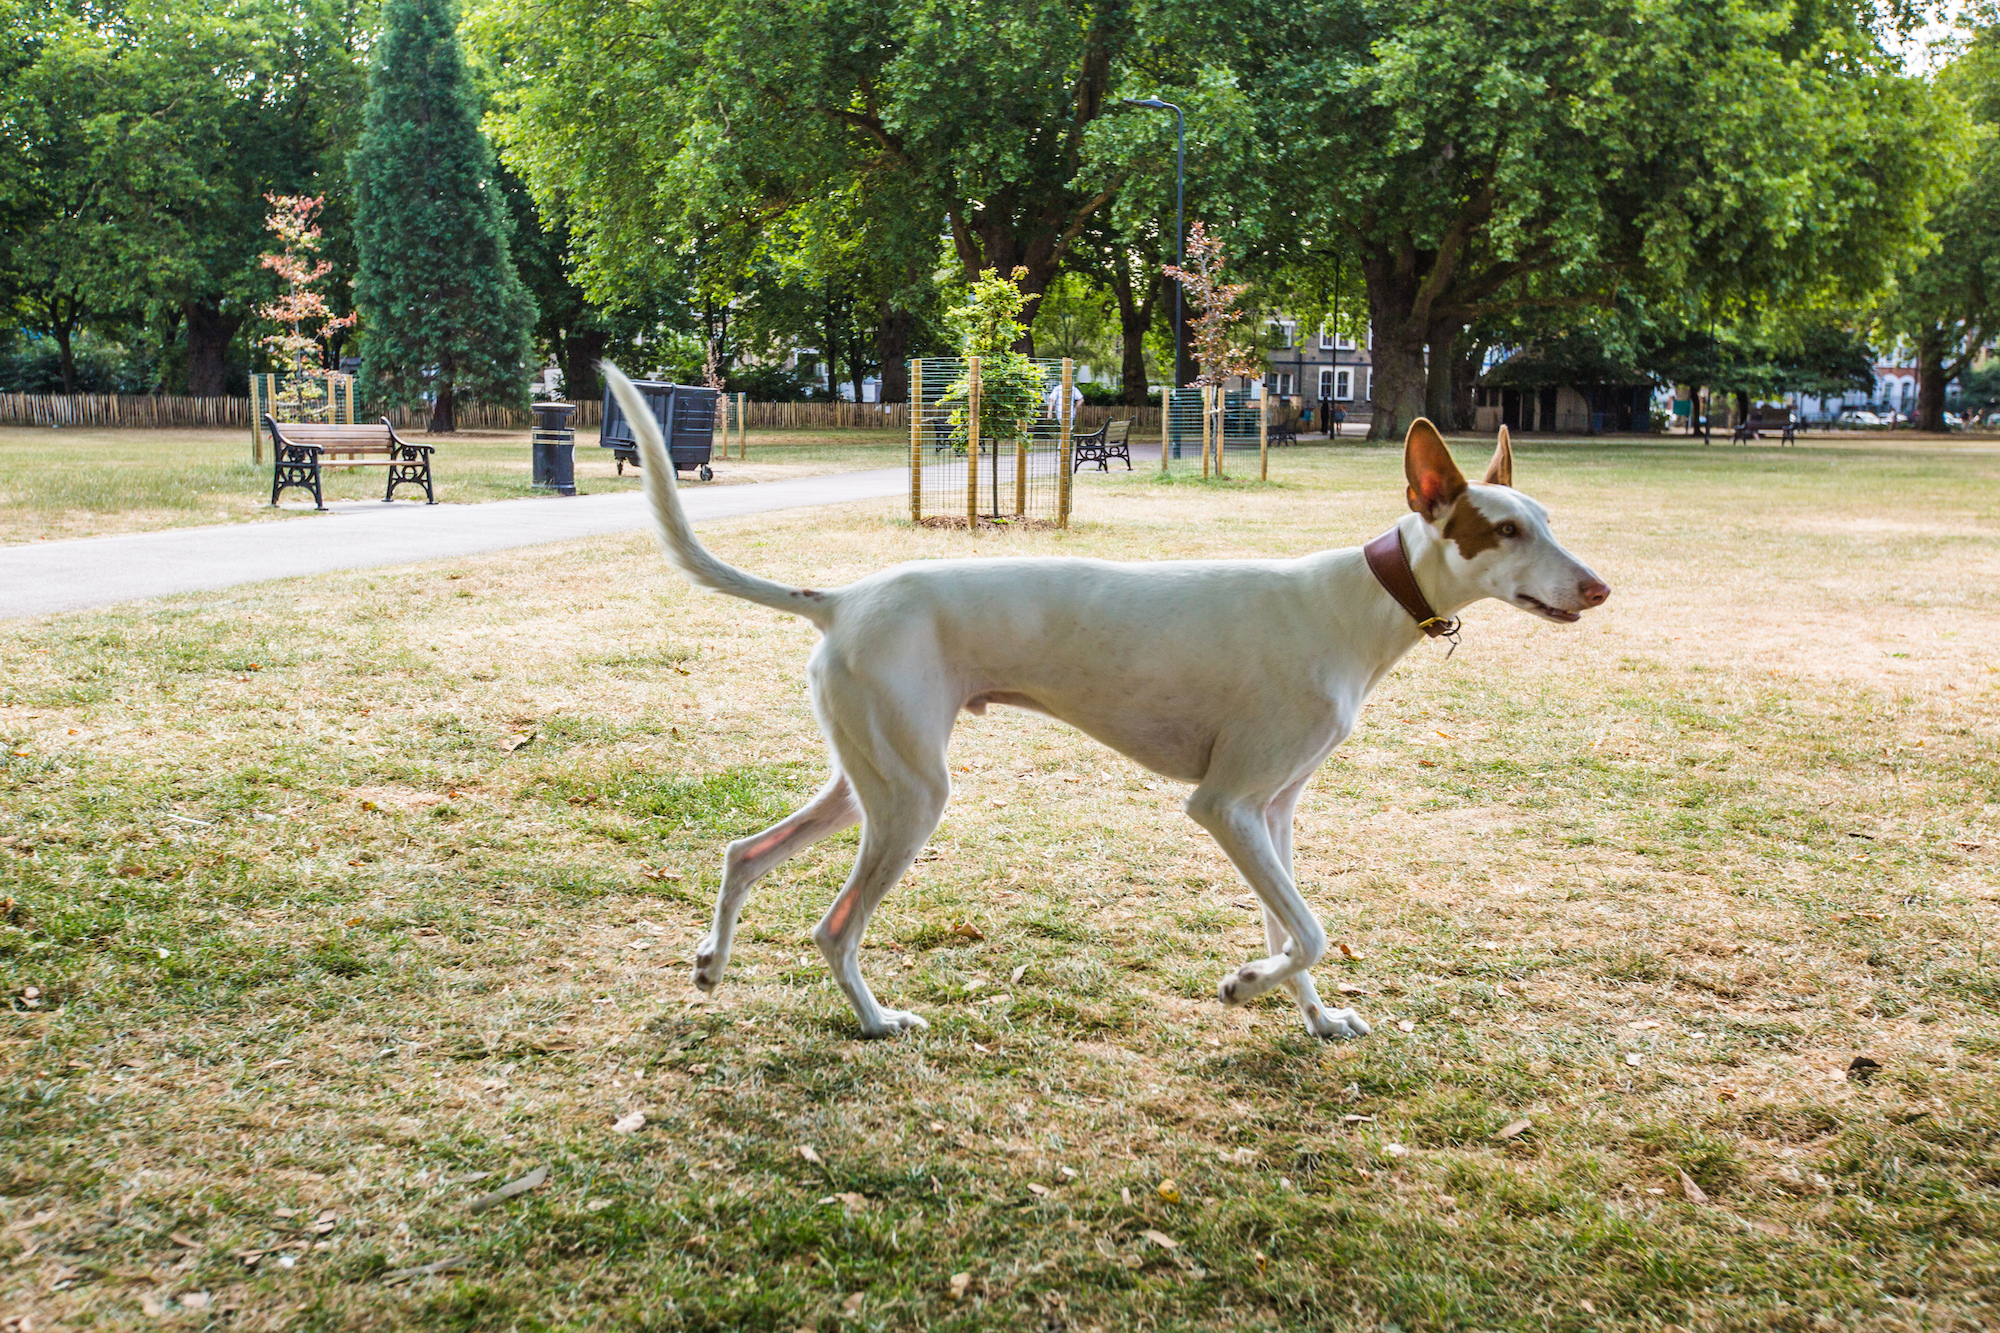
[2,435,1998,1331]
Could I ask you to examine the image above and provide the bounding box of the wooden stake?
[1058,358,1075,527]
[1201,384,1212,479]
[1259,382,1269,480]
[966,357,981,530]
[738,392,746,458]
[910,361,924,522]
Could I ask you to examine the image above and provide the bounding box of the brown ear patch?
[1441,496,1502,560]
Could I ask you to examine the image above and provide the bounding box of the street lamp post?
[1123,97,1185,397]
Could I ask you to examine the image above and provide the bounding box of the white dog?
[607,365,1609,1039]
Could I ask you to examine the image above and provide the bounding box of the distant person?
[1043,380,1084,422]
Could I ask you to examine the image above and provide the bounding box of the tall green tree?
[1881,25,2000,432]
[1241,0,1950,438]
[352,0,533,431]
[475,0,1204,372]
[0,0,372,396]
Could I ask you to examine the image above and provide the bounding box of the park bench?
[265,417,437,510]
[1730,410,1796,446]
[1072,418,1133,471]
[1267,406,1301,447]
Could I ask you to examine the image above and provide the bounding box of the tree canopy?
[1231,0,1949,436]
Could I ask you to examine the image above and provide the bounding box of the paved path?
[1,467,908,619]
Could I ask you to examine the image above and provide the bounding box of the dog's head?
[1404,419,1609,623]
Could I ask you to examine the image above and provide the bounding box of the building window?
[1269,322,1294,349]
[1319,367,1335,398]
[1334,368,1352,401]
[1271,372,1296,396]
[1319,326,1334,350]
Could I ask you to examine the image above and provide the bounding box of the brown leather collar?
[1363,528,1460,639]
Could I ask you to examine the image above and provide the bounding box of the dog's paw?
[859,1008,929,1039]
[1218,963,1266,1006]
[1304,1005,1370,1040]
[691,935,724,992]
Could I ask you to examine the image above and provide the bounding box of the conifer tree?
[351,0,534,432]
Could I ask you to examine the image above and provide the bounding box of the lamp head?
[1125,97,1170,109]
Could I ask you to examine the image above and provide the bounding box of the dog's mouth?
[1515,594,1582,624]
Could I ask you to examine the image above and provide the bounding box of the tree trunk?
[562,329,608,404]
[184,299,244,397]
[1914,326,1952,433]
[1424,324,1459,429]
[1452,333,1483,433]
[1362,282,1428,442]
[1109,251,1158,406]
[876,307,912,403]
[430,383,456,433]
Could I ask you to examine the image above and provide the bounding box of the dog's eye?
[1497,522,1519,538]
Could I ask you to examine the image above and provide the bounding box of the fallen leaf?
[180,1293,210,1311]
[1580,1299,1597,1314]
[797,1144,822,1164]
[1383,1143,1410,1158]
[500,732,536,753]
[841,1292,865,1313]
[467,1165,548,1214]
[1494,1118,1532,1141]
[833,1192,868,1211]
[169,1231,201,1248]
[951,922,984,941]
[1027,1183,1051,1197]
[1341,1113,1375,1124]
[1156,1180,1181,1204]
[1335,982,1365,996]
[1678,1169,1710,1205]
[141,1294,165,1317]
[1139,1229,1179,1250]
[1396,1019,1415,1033]
[273,1208,298,1219]
[611,1111,646,1134]
[948,1272,972,1300]
[1624,1053,1642,1067]
[1416,759,1436,767]
[1010,964,1028,984]
[1335,941,1359,960]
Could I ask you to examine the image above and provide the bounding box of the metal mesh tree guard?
[1160,384,1270,478]
[908,357,1076,527]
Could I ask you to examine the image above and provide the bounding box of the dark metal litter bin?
[598,380,718,481]
[531,401,576,495]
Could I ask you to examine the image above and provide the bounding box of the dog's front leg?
[1188,786,1366,1038]
[1263,786,1369,1040]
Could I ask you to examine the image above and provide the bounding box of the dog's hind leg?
[693,773,858,993]
[808,683,952,1038]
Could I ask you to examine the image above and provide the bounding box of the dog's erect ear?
[1404,418,1468,517]
[1482,425,1514,487]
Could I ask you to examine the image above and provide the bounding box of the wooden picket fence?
[0,393,255,428]
[0,392,1162,433]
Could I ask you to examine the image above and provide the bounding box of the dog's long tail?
[605,361,834,628]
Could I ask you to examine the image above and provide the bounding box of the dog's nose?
[1579,578,1611,607]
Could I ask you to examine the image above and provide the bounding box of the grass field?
[3,436,1999,1331]
[0,426,908,545]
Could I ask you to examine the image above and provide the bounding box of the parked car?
[1837,408,1887,428]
